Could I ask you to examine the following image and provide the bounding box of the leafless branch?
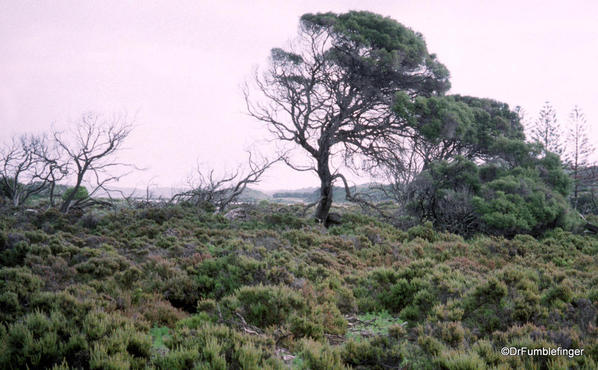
[53,112,135,213]
[172,153,282,213]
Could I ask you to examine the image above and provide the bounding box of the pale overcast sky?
[1,0,597,191]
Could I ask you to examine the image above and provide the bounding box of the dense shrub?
[410,152,573,237]
[224,284,306,328]
[62,186,89,201]
[0,267,43,323]
[0,201,596,368]
[194,254,263,299]
[473,165,571,236]
[295,339,346,369]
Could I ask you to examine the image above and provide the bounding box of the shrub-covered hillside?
[1,203,597,369]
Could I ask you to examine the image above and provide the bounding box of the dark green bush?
[194,254,263,299]
[409,150,573,237]
[462,278,507,335]
[0,238,29,267]
[296,339,347,369]
[155,322,280,369]
[62,186,89,201]
[0,231,6,249]
[0,267,43,323]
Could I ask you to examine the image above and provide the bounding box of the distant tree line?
[525,102,597,213]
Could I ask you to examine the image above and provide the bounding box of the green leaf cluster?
[411,152,573,236]
[61,186,89,201]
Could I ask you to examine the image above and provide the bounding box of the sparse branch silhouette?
[172,152,282,213]
[53,112,134,213]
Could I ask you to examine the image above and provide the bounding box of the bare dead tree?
[31,134,69,207]
[53,112,134,213]
[0,134,65,207]
[171,153,280,213]
[118,178,166,210]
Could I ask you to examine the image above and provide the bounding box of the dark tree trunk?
[48,181,56,207]
[315,176,333,224]
[60,172,84,213]
[314,153,333,224]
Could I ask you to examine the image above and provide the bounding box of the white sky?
[1,0,597,191]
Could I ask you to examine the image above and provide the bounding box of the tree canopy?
[247,11,451,223]
[393,94,525,166]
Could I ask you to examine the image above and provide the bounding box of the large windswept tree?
[246,11,450,223]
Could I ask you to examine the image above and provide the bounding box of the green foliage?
[0,201,596,368]
[473,161,571,236]
[154,322,280,369]
[300,11,450,94]
[224,284,307,328]
[0,231,6,249]
[354,259,440,317]
[150,326,171,349]
[394,94,525,164]
[407,221,440,242]
[264,213,308,229]
[347,311,403,339]
[462,278,507,335]
[62,186,89,201]
[295,339,347,370]
[433,350,487,370]
[1,12,594,369]
[341,336,405,370]
[0,267,43,323]
[0,235,29,267]
[411,152,573,237]
[194,254,263,300]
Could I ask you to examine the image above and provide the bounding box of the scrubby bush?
[194,254,263,300]
[473,166,571,236]
[462,278,507,335]
[264,213,307,229]
[0,235,29,267]
[408,157,481,236]
[62,186,89,201]
[155,322,281,369]
[0,267,43,323]
[296,339,346,369]
[224,284,307,328]
[410,152,573,237]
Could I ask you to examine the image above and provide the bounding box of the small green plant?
[347,311,404,339]
[150,326,171,350]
